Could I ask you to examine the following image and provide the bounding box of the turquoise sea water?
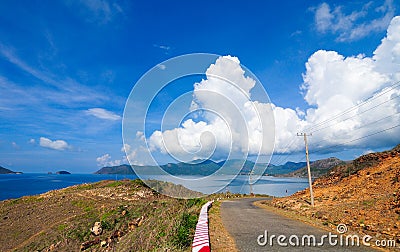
[0,174,308,201]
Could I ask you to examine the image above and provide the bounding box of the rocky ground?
[0,179,209,252]
[261,144,400,251]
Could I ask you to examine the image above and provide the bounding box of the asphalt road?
[220,198,377,252]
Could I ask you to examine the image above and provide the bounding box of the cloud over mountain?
[148,16,400,158]
[275,15,400,153]
[148,56,275,161]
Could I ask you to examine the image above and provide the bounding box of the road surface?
[220,198,376,251]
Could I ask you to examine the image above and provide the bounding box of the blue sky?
[1,0,399,173]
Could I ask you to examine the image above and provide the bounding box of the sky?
[0,0,400,173]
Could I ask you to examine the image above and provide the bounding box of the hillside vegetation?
[0,179,209,251]
[262,144,400,250]
[282,157,346,178]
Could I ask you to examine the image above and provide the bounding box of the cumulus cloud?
[135,131,145,141]
[148,55,275,161]
[39,137,71,151]
[86,108,121,121]
[97,144,139,167]
[96,153,122,167]
[147,16,400,159]
[313,0,395,41]
[274,16,400,153]
[29,138,35,144]
[121,143,136,158]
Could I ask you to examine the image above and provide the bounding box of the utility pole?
[249,170,253,196]
[297,133,314,207]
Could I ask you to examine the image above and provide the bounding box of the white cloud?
[135,131,145,141]
[86,108,121,121]
[29,139,35,144]
[96,153,110,166]
[362,149,374,155]
[121,143,137,161]
[11,142,19,149]
[148,55,275,161]
[97,153,122,167]
[39,137,71,151]
[157,64,166,70]
[97,144,137,167]
[147,16,400,159]
[274,16,400,153]
[313,0,395,41]
[314,2,334,33]
[96,153,122,167]
[153,44,171,54]
[154,44,171,50]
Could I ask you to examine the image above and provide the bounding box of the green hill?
[0,179,208,251]
[282,157,346,178]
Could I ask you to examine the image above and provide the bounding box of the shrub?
[174,213,198,248]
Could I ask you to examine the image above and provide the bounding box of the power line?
[272,80,400,165]
[273,99,398,164]
[312,123,400,155]
[310,110,400,148]
[303,80,400,133]
[271,138,301,164]
[310,93,400,134]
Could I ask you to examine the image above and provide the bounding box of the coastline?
[0,174,308,201]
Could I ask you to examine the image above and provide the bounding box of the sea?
[0,173,309,201]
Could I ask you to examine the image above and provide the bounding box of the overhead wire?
[311,123,400,155]
[310,93,400,134]
[272,80,400,164]
[303,80,400,133]
[310,110,400,148]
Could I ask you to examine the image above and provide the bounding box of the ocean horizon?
[0,173,309,201]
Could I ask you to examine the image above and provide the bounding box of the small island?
[56,171,71,175]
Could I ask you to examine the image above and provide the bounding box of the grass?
[105,180,124,188]
[186,197,208,208]
[57,224,67,232]
[1,179,214,251]
[362,199,376,206]
[5,196,43,206]
[174,212,198,248]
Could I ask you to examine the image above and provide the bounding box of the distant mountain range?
[94,159,311,176]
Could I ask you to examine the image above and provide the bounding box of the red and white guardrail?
[192,200,214,252]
